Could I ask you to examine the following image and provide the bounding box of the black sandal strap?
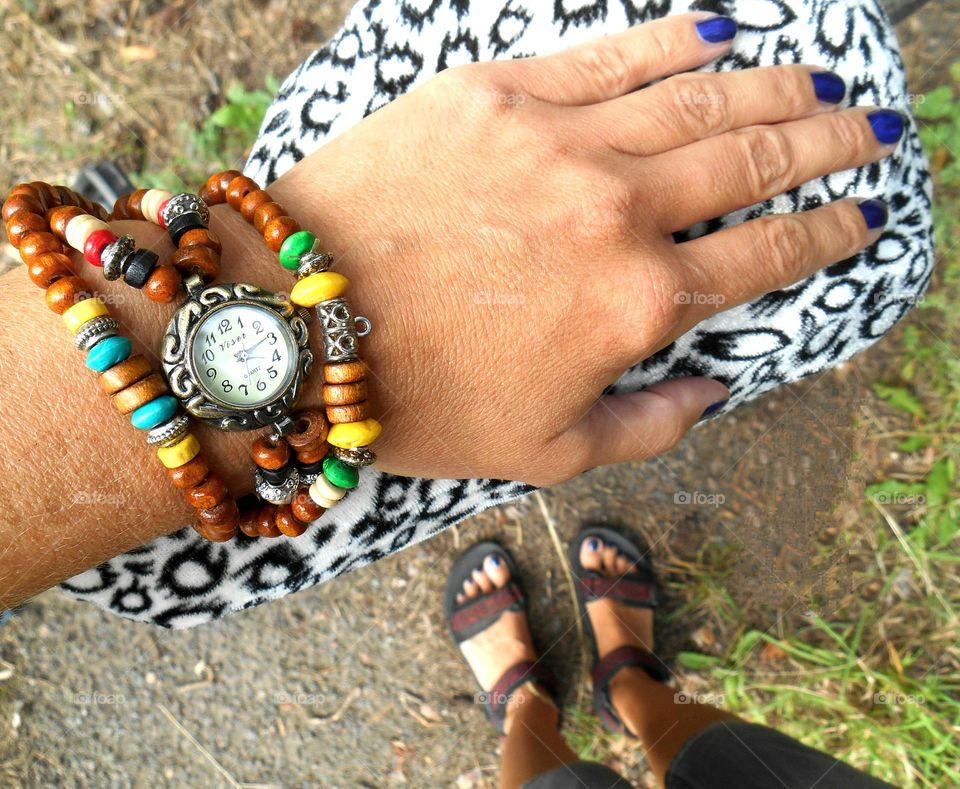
[576,574,658,608]
[484,660,559,736]
[448,581,524,643]
[592,646,671,738]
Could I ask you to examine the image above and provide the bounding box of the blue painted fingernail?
[810,72,845,104]
[857,198,888,230]
[488,555,502,567]
[700,399,728,419]
[587,538,600,551]
[695,16,737,43]
[867,109,904,145]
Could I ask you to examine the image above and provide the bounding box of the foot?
[579,536,655,659]
[455,552,541,730]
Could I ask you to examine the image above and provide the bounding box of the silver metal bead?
[159,193,210,227]
[254,468,300,505]
[295,251,334,280]
[298,468,322,487]
[333,446,377,468]
[146,414,190,446]
[75,316,119,351]
[101,235,135,281]
[270,417,296,441]
[316,298,360,362]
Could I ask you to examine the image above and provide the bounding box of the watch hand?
[244,335,269,354]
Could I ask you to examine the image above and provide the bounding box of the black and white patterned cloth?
[61,0,933,627]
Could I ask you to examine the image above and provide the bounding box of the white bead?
[65,215,108,252]
[141,189,173,225]
[309,476,345,506]
[310,493,339,509]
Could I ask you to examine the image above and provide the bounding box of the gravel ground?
[0,1,954,787]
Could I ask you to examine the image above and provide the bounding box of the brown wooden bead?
[44,276,88,314]
[256,505,282,538]
[196,521,237,542]
[285,408,329,448]
[203,171,237,204]
[294,444,326,464]
[291,488,325,523]
[112,194,132,220]
[185,474,228,509]
[323,361,367,384]
[7,183,40,201]
[166,455,210,489]
[252,202,284,233]
[250,436,290,470]
[47,205,86,239]
[172,245,220,281]
[99,354,152,394]
[179,227,222,254]
[19,232,63,263]
[197,498,240,527]
[198,184,216,206]
[240,189,272,224]
[326,402,371,423]
[126,189,149,220]
[216,170,243,193]
[275,504,308,537]
[29,182,60,211]
[226,175,260,210]
[2,193,43,223]
[55,186,78,208]
[323,380,368,406]
[27,252,73,288]
[144,265,182,304]
[5,211,48,248]
[238,507,261,538]
[263,216,299,252]
[112,374,168,415]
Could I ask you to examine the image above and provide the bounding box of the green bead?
[278,230,317,270]
[322,456,359,489]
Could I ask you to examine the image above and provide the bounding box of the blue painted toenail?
[587,538,600,551]
[489,555,501,567]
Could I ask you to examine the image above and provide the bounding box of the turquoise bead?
[85,336,132,373]
[131,395,178,430]
[322,456,359,489]
[278,230,317,270]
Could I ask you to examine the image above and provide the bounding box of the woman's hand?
[269,12,899,484]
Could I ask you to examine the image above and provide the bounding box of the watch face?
[190,302,297,409]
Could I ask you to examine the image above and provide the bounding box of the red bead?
[83,229,118,267]
[157,198,171,228]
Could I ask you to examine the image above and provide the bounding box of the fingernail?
[695,16,738,43]
[700,399,728,419]
[810,72,845,104]
[867,109,904,145]
[857,198,888,230]
[587,538,600,551]
[488,555,501,567]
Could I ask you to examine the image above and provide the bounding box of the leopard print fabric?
[61,0,933,627]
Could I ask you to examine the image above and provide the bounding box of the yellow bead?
[326,418,382,448]
[289,272,350,307]
[156,433,201,468]
[62,297,109,334]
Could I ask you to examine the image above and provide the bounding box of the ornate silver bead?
[333,446,377,468]
[316,298,372,362]
[298,467,322,486]
[270,417,297,442]
[254,468,300,505]
[146,414,190,446]
[295,251,334,280]
[159,193,210,227]
[101,235,135,281]
[75,316,119,351]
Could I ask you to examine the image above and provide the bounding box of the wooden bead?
[7,183,40,202]
[294,444,326,464]
[99,354,151,394]
[326,402,371,423]
[273,504,307,537]
[144,265,182,304]
[240,189,272,223]
[253,202,284,233]
[197,498,240,527]
[185,474,228,509]
[263,216,300,252]
[250,436,290,470]
[226,175,260,210]
[5,211,48,248]
[47,205,86,239]
[172,245,220,281]
[55,186,77,208]
[112,194,132,220]
[28,252,73,288]
[291,488,325,523]
[216,170,243,194]
[141,189,173,225]
[196,520,237,542]
[19,232,63,264]
[166,455,210,489]
[112,373,168,414]
[30,182,60,211]
[323,361,367,384]
[65,215,108,253]
[323,381,368,406]
[2,193,43,223]
[285,408,329,448]
[179,227,221,254]
[238,507,261,538]
[256,505,282,538]
[44,276,88,314]
[126,189,149,220]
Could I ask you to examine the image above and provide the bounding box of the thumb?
[558,377,730,472]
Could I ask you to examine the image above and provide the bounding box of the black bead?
[167,212,207,246]
[260,465,291,486]
[123,249,158,289]
[297,459,325,478]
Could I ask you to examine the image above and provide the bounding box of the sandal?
[444,541,559,736]
[569,524,671,738]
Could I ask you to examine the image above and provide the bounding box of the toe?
[456,592,465,604]
[463,578,478,599]
[601,544,619,576]
[484,554,511,588]
[472,567,494,594]
[579,536,604,571]
[615,555,631,576]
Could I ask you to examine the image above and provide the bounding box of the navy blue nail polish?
[488,555,501,567]
[700,399,728,419]
[810,72,845,104]
[857,198,888,230]
[695,16,738,43]
[867,109,904,145]
[587,538,600,551]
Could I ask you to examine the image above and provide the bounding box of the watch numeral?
[271,350,281,363]
[203,349,214,362]
[222,380,233,392]
[253,320,263,334]
[267,332,277,345]
[219,318,231,335]
[256,379,267,392]
[267,366,278,379]
[239,384,248,396]
[205,368,217,379]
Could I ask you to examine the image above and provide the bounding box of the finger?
[585,64,845,157]
[674,197,887,326]
[506,13,738,106]
[553,378,730,471]
[646,107,904,232]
